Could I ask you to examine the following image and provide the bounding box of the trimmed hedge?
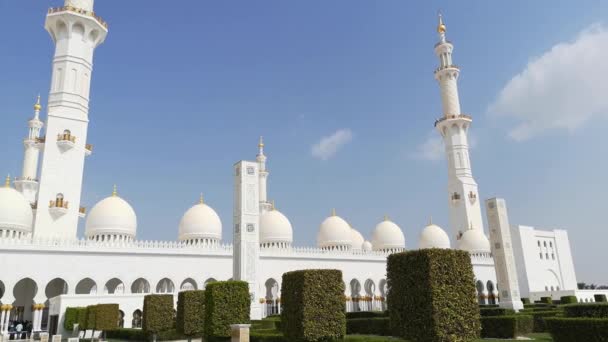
[560,296,578,304]
[541,296,553,304]
[176,290,205,337]
[480,315,533,339]
[479,307,515,317]
[85,305,97,330]
[281,269,345,342]
[546,317,608,342]
[387,249,480,341]
[345,311,387,319]
[76,307,88,330]
[530,310,562,332]
[64,307,80,330]
[204,280,250,339]
[564,303,608,318]
[106,328,148,341]
[346,317,390,336]
[95,304,119,331]
[143,294,175,334]
[521,298,531,304]
[595,294,607,303]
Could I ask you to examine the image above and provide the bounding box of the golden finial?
[331,208,336,217]
[271,200,276,210]
[258,136,264,148]
[437,11,446,34]
[34,95,42,111]
[4,174,10,188]
[429,216,433,225]
[199,193,204,204]
[112,184,118,197]
[384,215,390,222]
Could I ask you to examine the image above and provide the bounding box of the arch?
[476,280,486,305]
[350,279,362,312]
[72,22,85,37]
[56,20,68,40]
[104,278,125,294]
[486,281,496,305]
[364,279,376,311]
[264,278,280,316]
[13,278,38,322]
[45,278,68,299]
[88,30,100,44]
[203,278,217,289]
[132,309,142,328]
[0,280,5,301]
[118,310,125,328]
[156,278,175,294]
[180,278,197,291]
[76,278,97,295]
[131,278,150,294]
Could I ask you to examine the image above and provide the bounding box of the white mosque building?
[0,0,597,336]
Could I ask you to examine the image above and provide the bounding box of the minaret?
[34,0,107,238]
[433,14,484,242]
[257,136,271,213]
[14,96,45,205]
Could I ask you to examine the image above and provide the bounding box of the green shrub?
[530,310,562,332]
[478,304,499,308]
[106,328,148,341]
[252,319,279,330]
[595,294,607,303]
[204,280,250,339]
[95,304,119,331]
[281,269,345,342]
[143,294,175,334]
[563,303,608,318]
[541,296,553,304]
[522,298,531,304]
[387,249,480,341]
[176,290,205,337]
[480,315,533,339]
[250,331,287,342]
[156,329,188,341]
[560,296,578,304]
[64,307,80,330]
[345,311,387,319]
[546,317,608,342]
[346,317,390,336]
[76,307,88,329]
[479,307,515,317]
[85,305,97,330]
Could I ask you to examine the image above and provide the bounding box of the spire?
[112,184,118,197]
[429,216,433,225]
[437,11,447,42]
[199,193,204,204]
[331,208,336,217]
[4,174,10,188]
[258,136,265,156]
[384,214,390,222]
[34,95,42,113]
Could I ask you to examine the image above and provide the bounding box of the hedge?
[346,317,390,336]
[95,304,119,331]
[106,328,148,341]
[85,305,97,330]
[143,294,175,334]
[64,307,80,330]
[479,307,515,317]
[541,296,553,304]
[546,317,608,342]
[281,269,346,342]
[595,294,607,303]
[521,298,531,304]
[564,303,608,318]
[204,280,250,339]
[560,296,578,305]
[529,310,562,332]
[480,315,533,339]
[176,290,205,337]
[387,249,480,341]
[76,307,88,330]
[345,311,387,319]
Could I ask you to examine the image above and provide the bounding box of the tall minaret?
[14,96,45,205]
[433,14,484,242]
[34,0,107,238]
[257,136,271,213]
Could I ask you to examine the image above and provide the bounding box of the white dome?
[362,240,373,252]
[317,212,352,249]
[419,223,451,249]
[350,228,365,250]
[178,202,222,241]
[458,229,490,252]
[86,193,137,239]
[260,209,293,245]
[371,218,405,251]
[0,185,33,235]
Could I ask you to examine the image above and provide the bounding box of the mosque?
[0,0,594,337]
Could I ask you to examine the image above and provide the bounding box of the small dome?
[362,240,373,252]
[458,229,490,252]
[0,180,33,236]
[350,228,365,251]
[371,217,405,251]
[260,209,293,245]
[86,188,137,240]
[317,210,352,249]
[419,223,450,249]
[178,198,222,242]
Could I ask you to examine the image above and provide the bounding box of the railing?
[15,176,38,182]
[434,39,453,48]
[434,64,459,73]
[434,114,473,127]
[49,200,69,209]
[36,136,46,144]
[48,6,108,29]
[57,133,76,143]
[31,202,38,210]
[85,144,93,153]
[79,206,87,214]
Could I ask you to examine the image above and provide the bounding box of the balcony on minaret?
[48,6,108,29]
[434,114,473,128]
[434,64,459,74]
[57,130,76,151]
[85,143,93,156]
[49,194,69,217]
[79,206,87,218]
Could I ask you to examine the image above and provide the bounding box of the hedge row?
[521,298,531,304]
[106,328,188,341]
[596,294,608,303]
[345,311,387,319]
[143,294,175,334]
[176,290,205,337]
[479,307,515,317]
[541,296,553,304]
[480,315,533,339]
[346,318,390,336]
[63,307,81,330]
[564,303,608,318]
[204,280,250,338]
[546,317,608,342]
[85,305,97,330]
[529,310,562,332]
[560,296,578,305]
[95,304,119,331]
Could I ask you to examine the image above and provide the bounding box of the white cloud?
[414,133,444,161]
[311,129,353,160]
[488,24,608,141]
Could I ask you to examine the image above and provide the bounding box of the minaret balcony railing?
[49,198,69,218]
[434,64,460,74]
[434,114,472,127]
[79,206,87,218]
[49,199,69,209]
[57,133,76,143]
[15,176,39,182]
[434,40,453,48]
[35,136,46,144]
[85,144,93,156]
[48,6,108,29]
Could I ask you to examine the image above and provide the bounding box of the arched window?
[132,310,142,328]
[118,310,125,328]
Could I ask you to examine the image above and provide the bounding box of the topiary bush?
[176,290,206,338]
[85,305,97,331]
[480,315,533,339]
[63,307,81,331]
[563,303,608,318]
[595,294,607,303]
[521,298,531,305]
[530,310,562,332]
[346,317,390,336]
[546,317,608,342]
[281,269,346,342]
[76,307,88,330]
[204,280,250,339]
[345,311,387,319]
[479,307,515,317]
[560,296,578,304]
[106,328,148,341]
[387,249,480,342]
[95,304,119,331]
[143,294,175,334]
[541,296,553,304]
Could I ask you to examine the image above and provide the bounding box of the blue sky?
[1,1,607,284]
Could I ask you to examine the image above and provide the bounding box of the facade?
[0,2,592,337]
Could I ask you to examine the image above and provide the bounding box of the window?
[543,241,547,247]
[552,253,555,260]
[540,253,543,259]
[546,253,549,259]
[550,242,553,247]
[537,241,541,247]
[545,286,549,291]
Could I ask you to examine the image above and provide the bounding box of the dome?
[317,210,352,249]
[86,187,137,240]
[350,228,365,251]
[260,208,293,246]
[419,223,451,249]
[178,197,222,242]
[371,217,405,252]
[0,179,33,236]
[362,240,372,252]
[457,229,490,252]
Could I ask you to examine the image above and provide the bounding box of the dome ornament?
[199,193,204,205]
[331,208,336,217]
[34,95,42,112]
[112,184,118,197]
[384,214,390,222]
[258,136,264,149]
[437,11,447,34]
[5,174,11,188]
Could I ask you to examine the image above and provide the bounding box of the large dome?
[86,188,137,240]
[371,218,405,252]
[260,208,293,246]
[178,198,222,242]
[362,240,373,252]
[419,223,451,249]
[317,210,352,249]
[350,228,365,251]
[0,179,33,237]
[457,229,490,252]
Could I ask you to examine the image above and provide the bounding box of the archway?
[264,278,279,316]
[364,279,375,311]
[131,278,150,294]
[180,278,197,291]
[13,278,38,323]
[118,310,125,328]
[104,278,125,294]
[486,281,496,305]
[156,278,175,293]
[203,278,217,289]
[0,280,5,302]
[132,309,142,328]
[350,279,362,312]
[378,279,387,311]
[75,278,97,295]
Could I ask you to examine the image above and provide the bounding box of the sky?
[1,1,607,284]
